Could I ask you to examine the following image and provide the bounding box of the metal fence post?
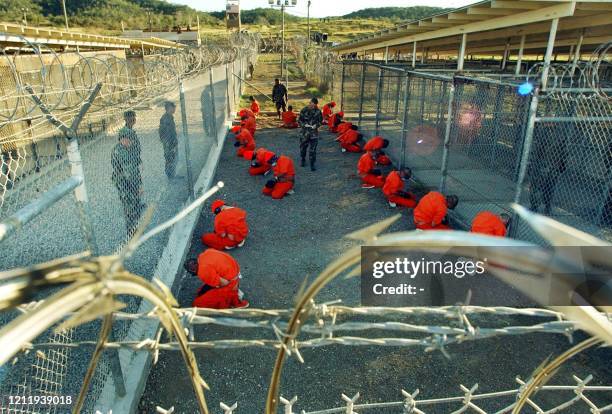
[340,63,346,112]
[400,71,411,168]
[375,66,384,135]
[488,84,506,166]
[357,62,366,127]
[209,67,219,141]
[419,77,427,126]
[513,88,540,205]
[394,70,402,118]
[179,79,195,199]
[439,79,456,193]
[225,63,232,117]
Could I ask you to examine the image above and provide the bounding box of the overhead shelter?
[0,23,187,51]
[332,0,612,73]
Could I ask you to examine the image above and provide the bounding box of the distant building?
[121,30,201,46]
[226,1,241,30]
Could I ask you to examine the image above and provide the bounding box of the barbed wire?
[138,375,612,414]
[524,40,612,100]
[0,32,260,131]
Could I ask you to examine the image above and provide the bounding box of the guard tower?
[226,0,241,30]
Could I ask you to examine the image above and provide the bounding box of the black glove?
[251,161,261,168]
[233,141,241,147]
[371,169,382,176]
[184,259,198,276]
[265,179,276,189]
[378,151,386,156]
[441,216,449,225]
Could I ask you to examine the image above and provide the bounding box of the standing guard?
[298,98,323,172]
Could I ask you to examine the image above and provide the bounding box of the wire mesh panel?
[339,63,363,118]
[515,91,612,242]
[400,72,452,186]
[212,65,229,139]
[358,64,380,133]
[370,67,407,166]
[442,78,530,228]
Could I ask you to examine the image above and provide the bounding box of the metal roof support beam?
[541,18,559,91]
[570,29,584,77]
[334,2,576,55]
[515,34,526,76]
[412,42,417,68]
[501,38,510,70]
[458,33,467,71]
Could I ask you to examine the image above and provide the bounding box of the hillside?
[0,2,444,41]
[343,6,449,20]
[0,0,219,31]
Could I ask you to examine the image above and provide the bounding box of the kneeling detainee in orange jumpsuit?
[243,148,276,176]
[234,126,255,158]
[413,191,458,230]
[185,249,248,309]
[240,114,257,137]
[328,112,344,133]
[201,200,249,250]
[322,101,336,124]
[281,105,299,129]
[262,155,295,199]
[337,125,364,153]
[383,168,417,208]
[364,136,392,165]
[358,151,386,189]
[336,121,353,135]
[471,211,510,237]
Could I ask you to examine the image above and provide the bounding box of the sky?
[170,0,477,18]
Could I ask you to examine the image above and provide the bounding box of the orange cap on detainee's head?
[211,200,225,214]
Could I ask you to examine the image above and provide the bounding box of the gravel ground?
[139,120,612,413]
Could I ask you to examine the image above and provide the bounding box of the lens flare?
[518,82,534,96]
[407,126,439,155]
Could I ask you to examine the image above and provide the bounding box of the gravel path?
[139,119,612,413]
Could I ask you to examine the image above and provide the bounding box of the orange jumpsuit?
[383,171,416,208]
[281,111,298,129]
[364,137,391,165]
[338,129,363,153]
[322,104,334,124]
[238,109,255,119]
[241,116,257,137]
[235,129,256,157]
[249,148,275,176]
[328,113,343,132]
[357,152,385,188]
[413,191,450,230]
[201,207,249,250]
[192,249,247,309]
[336,122,353,135]
[250,100,260,116]
[262,155,295,199]
[471,211,507,237]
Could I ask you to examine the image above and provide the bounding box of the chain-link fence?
[325,60,611,243]
[0,33,258,413]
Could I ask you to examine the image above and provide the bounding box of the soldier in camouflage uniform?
[159,101,178,178]
[112,111,145,236]
[298,98,324,171]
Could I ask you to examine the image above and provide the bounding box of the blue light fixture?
[518,82,534,96]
